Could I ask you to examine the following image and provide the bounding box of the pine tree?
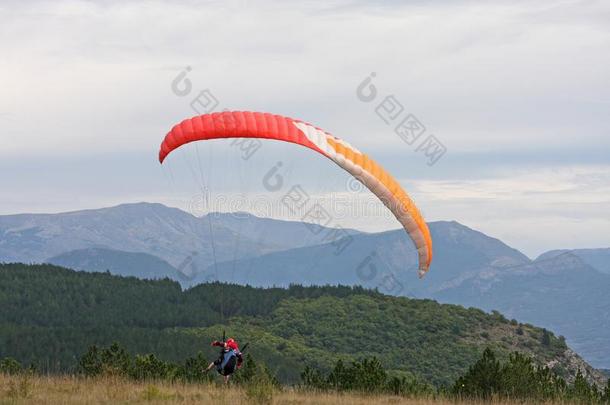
[451,348,502,399]
[541,329,551,346]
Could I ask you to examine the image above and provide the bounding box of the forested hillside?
[2,204,609,368]
[0,263,601,386]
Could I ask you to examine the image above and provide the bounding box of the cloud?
[1,0,609,155]
[0,0,609,253]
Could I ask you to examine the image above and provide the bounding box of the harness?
[217,348,239,376]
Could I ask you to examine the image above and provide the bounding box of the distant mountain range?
[0,202,608,368]
[0,203,360,281]
[48,248,178,280]
[538,248,610,275]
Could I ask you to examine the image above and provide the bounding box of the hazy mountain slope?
[0,203,251,266]
[47,248,180,280]
[205,212,362,252]
[201,221,531,296]
[432,252,610,368]
[538,248,610,275]
[0,203,360,274]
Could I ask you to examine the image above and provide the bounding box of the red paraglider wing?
[159,111,433,275]
[159,111,330,163]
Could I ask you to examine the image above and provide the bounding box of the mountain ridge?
[0,202,361,272]
[1,202,608,368]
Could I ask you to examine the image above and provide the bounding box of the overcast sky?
[1,0,609,257]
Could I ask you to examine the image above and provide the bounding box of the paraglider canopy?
[159,111,432,276]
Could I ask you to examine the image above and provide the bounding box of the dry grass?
[0,373,569,405]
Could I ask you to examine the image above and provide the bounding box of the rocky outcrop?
[547,348,608,387]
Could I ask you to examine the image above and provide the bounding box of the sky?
[1,0,609,257]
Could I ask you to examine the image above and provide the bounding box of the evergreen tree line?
[452,348,610,403]
[301,357,434,397]
[2,345,609,403]
[76,342,279,387]
[302,348,610,403]
[1,343,277,387]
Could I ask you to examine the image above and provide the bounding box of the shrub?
[176,352,210,383]
[386,375,434,398]
[245,365,277,404]
[300,365,327,390]
[541,329,551,346]
[0,357,22,375]
[131,353,174,380]
[78,345,102,376]
[602,378,610,402]
[78,343,132,377]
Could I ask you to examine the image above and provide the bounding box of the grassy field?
[0,374,578,405]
